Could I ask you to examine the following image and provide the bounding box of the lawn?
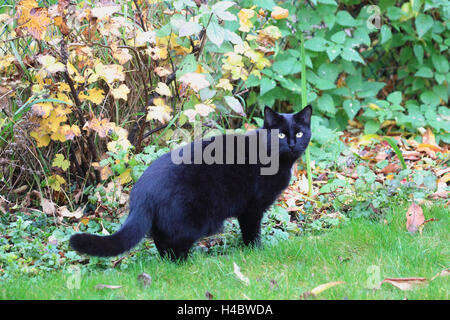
[1,205,448,300]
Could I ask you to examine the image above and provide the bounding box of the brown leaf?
[137,272,152,287]
[95,284,123,290]
[205,291,213,300]
[310,281,345,296]
[431,269,449,281]
[406,203,425,234]
[381,278,427,291]
[380,163,401,174]
[41,197,56,215]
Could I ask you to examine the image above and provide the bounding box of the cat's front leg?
[237,209,264,248]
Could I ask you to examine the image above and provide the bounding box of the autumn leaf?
[84,116,115,138]
[238,8,255,32]
[154,67,172,77]
[147,101,173,124]
[381,278,428,291]
[31,102,53,118]
[233,262,250,286]
[52,153,69,171]
[112,48,132,64]
[406,202,425,234]
[16,0,50,40]
[95,284,123,290]
[216,78,233,91]
[40,197,56,215]
[155,82,172,97]
[179,72,210,92]
[47,174,66,191]
[271,6,289,20]
[79,87,105,105]
[300,281,345,299]
[38,55,65,74]
[111,84,130,101]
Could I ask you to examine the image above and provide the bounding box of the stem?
[300,33,313,197]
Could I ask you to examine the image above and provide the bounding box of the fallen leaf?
[380,163,401,174]
[431,269,449,281]
[310,281,345,296]
[137,272,152,287]
[57,205,84,219]
[271,6,289,20]
[233,262,250,286]
[95,284,123,290]
[406,202,425,234]
[381,278,427,291]
[205,291,213,300]
[41,197,56,215]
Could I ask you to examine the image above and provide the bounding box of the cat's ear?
[294,105,312,125]
[263,107,282,128]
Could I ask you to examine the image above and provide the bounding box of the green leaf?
[179,21,202,37]
[260,77,277,96]
[364,120,380,134]
[336,11,358,27]
[272,57,301,76]
[420,91,440,106]
[380,25,392,44]
[224,96,245,116]
[326,45,342,62]
[253,0,276,10]
[387,91,402,105]
[384,137,406,169]
[305,37,328,52]
[341,47,364,64]
[414,67,433,78]
[212,1,237,21]
[415,13,433,38]
[317,94,336,115]
[431,53,449,73]
[343,99,361,120]
[331,31,346,44]
[207,22,225,47]
[413,44,424,64]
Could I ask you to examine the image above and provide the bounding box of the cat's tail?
[69,205,152,257]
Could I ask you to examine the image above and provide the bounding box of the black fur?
[69,106,312,261]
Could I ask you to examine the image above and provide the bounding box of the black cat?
[69,106,312,261]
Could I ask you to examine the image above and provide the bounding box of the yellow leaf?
[47,174,66,191]
[111,84,130,101]
[238,8,255,32]
[216,78,233,91]
[30,129,51,147]
[16,0,50,40]
[147,103,173,124]
[118,168,132,185]
[112,48,132,64]
[38,55,65,74]
[31,102,53,118]
[310,281,345,296]
[179,72,210,92]
[155,82,172,97]
[79,87,105,105]
[52,153,69,171]
[195,103,215,117]
[271,6,289,20]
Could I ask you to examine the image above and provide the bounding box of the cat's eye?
[296,132,303,138]
[278,133,286,139]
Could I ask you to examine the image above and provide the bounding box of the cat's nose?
[289,144,295,151]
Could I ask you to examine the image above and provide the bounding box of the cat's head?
[263,106,312,160]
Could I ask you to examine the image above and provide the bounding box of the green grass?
[1,205,448,300]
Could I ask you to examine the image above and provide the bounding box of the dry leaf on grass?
[40,197,56,215]
[233,262,250,286]
[137,272,152,287]
[381,278,427,291]
[406,202,425,234]
[95,284,123,290]
[301,281,345,298]
[431,269,449,281]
